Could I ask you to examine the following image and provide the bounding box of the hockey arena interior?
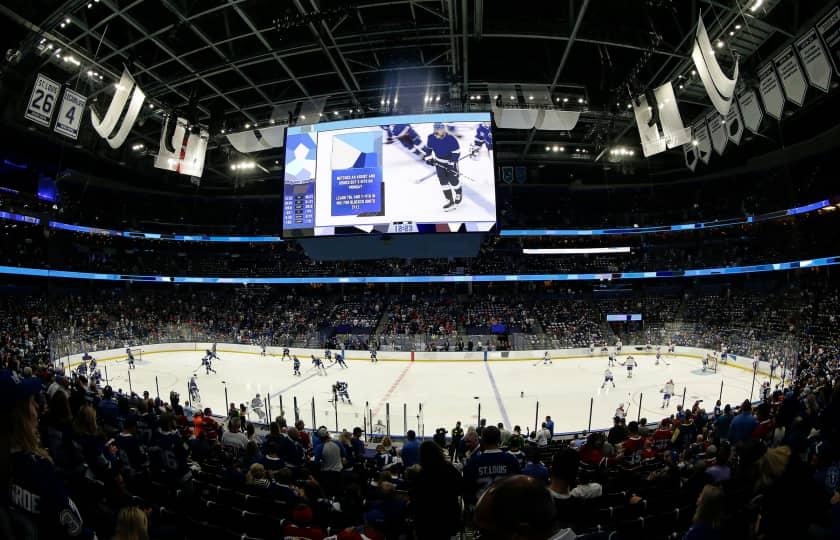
[1,1,839,539]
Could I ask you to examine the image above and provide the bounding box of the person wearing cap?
[282,503,326,540]
[2,369,96,539]
[463,425,521,504]
[424,122,463,211]
[728,400,758,444]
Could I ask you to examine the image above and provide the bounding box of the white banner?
[816,6,840,74]
[653,82,691,148]
[773,46,808,106]
[90,68,145,149]
[534,110,580,131]
[24,73,61,127]
[633,94,666,157]
[691,13,739,115]
[737,88,763,133]
[795,28,832,92]
[757,62,785,120]
[491,105,539,129]
[693,119,711,164]
[226,125,286,153]
[684,141,698,171]
[54,89,86,140]
[154,116,209,178]
[707,111,727,155]
[725,97,744,145]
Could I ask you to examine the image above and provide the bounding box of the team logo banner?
[24,73,61,127]
[773,46,808,106]
[90,68,145,149]
[757,63,785,120]
[54,89,87,140]
[691,13,739,115]
[154,116,209,178]
[795,28,833,92]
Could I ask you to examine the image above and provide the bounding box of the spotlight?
[692,140,699,146]
[729,31,735,36]
[716,40,724,48]
[148,103,154,109]
[529,95,534,100]
[60,23,66,28]
[691,69,697,75]
[559,146,564,152]
[577,97,583,104]
[750,0,763,12]
[545,146,550,151]
[626,103,632,109]
[563,97,569,103]
[65,18,70,23]
[244,123,250,129]
[552,145,559,152]
[735,24,742,30]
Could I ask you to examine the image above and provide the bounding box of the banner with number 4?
[24,73,61,127]
[55,89,87,140]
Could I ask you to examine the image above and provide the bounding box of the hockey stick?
[412,154,474,184]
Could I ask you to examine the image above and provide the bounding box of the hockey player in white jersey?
[543,351,552,365]
[189,375,201,405]
[608,353,617,367]
[602,368,615,388]
[662,379,674,408]
[616,339,623,354]
[624,355,637,378]
[126,348,136,369]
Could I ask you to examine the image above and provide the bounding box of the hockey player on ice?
[382,124,431,163]
[370,349,378,363]
[468,122,493,158]
[251,394,265,421]
[311,355,327,375]
[282,347,291,361]
[608,353,616,367]
[662,379,674,408]
[335,353,348,369]
[202,351,216,374]
[335,381,351,404]
[209,343,219,360]
[293,356,301,376]
[589,342,595,356]
[601,368,615,389]
[615,404,626,420]
[616,339,623,354]
[702,354,710,372]
[126,348,136,369]
[624,355,637,378]
[324,349,332,363]
[424,122,463,211]
[189,375,200,404]
[543,351,552,365]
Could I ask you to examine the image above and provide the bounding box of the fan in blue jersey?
[468,122,493,159]
[149,413,191,486]
[462,426,520,503]
[424,122,463,211]
[382,124,430,162]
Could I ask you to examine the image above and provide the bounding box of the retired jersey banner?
[54,89,86,140]
[24,73,61,127]
[773,46,808,106]
[758,63,785,120]
[691,13,739,115]
[707,111,727,155]
[737,88,763,133]
[725,97,744,146]
[816,6,840,74]
[693,119,712,164]
[653,82,691,148]
[684,140,699,171]
[796,28,833,92]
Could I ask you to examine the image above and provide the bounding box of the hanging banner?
[653,82,691,148]
[534,110,580,131]
[796,28,833,92]
[816,6,840,74]
[491,105,539,129]
[226,125,286,153]
[707,111,727,155]
[54,89,87,140]
[154,116,209,178]
[757,63,785,120]
[90,68,145,149]
[691,12,739,115]
[773,46,808,106]
[737,88,763,133]
[725,97,744,145]
[684,140,699,172]
[633,94,666,157]
[24,73,61,127]
[693,119,711,164]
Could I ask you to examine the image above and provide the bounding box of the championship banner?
[737,88,764,133]
[725,97,744,146]
[693,118,711,164]
[757,62,785,120]
[796,28,833,92]
[90,68,145,149]
[24,73,61,127]
[54,89,87,140]
[154,116,209,178]
[653,82,691,148]
[684,140,699,172]
[816,6,840,74]
[707,112,727,155]
[633,93,666,157]
[773,46,808,106]
[691,12,739,115]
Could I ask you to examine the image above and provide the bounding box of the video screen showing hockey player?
[283,113,496,236]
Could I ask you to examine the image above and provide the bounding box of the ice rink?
[86,348,774,437]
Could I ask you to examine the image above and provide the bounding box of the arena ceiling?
[0,0,835,189]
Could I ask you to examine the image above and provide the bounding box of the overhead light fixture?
[563,97,569,103]
[333,111,339,115]
[552,145,559,152]
[220,129,225,134]
[577,97,584,104]
[735,24,742,30]
[244,123,250,129]
[559,146,565,152]
[60,23,66,28]
[148,103,154,109]
[691,69,697,75]
[528,95,534,100]
[692,140,699,146]
[750,0,763,12]
[679,84,684,89]
[300,115,306,120]
[435,96,441,102]
[716,40,724,48]
[729,31,735,36]
[626,103,632,109]
[269,119,275,124]
[545,146,550,151]
[509,95,515,100]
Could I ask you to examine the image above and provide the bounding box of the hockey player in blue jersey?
[382,123,430,162]
[189,375,200,404]
[335,381,351,404]
[425,122,463,211]
[293,355,301,376]
[282,347,291,360]
[469,122,493,158]
[336,352,348,368]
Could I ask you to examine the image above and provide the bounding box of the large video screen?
[282,113,496,237]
